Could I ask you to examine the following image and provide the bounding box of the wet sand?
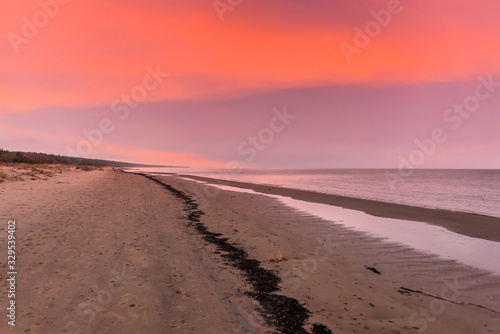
[0,168,499,333]
[180,174,500,243]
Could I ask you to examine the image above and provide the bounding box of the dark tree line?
[0,149,176,168]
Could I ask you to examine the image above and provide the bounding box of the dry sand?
[0,168,499,333]
[0,163,73,183]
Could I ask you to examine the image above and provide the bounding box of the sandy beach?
[179,174,500,243]
[1,168,499,333]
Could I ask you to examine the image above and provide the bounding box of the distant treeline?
[0,149,176,168]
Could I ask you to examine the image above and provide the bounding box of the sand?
[180,174,500,243]
[0,168,499,333]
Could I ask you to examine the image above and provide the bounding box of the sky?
[1,0,499,168]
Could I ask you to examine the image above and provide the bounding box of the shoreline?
[178,174,500,243]
[2,168,499,333]
[156,173,500,333]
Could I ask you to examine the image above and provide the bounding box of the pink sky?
[1,0,499,168]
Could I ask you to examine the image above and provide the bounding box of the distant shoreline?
[179,174,500,243]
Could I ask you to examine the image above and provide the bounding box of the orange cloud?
[97,143,226,168]
[1,0,500,112]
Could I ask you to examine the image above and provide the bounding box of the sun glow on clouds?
[1,0,499,167]
[96,144,225,169]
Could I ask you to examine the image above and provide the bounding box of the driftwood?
[399,287,500,315]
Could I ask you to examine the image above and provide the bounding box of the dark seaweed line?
[136,173,333,334]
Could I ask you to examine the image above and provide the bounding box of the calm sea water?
[158,168,500,218]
